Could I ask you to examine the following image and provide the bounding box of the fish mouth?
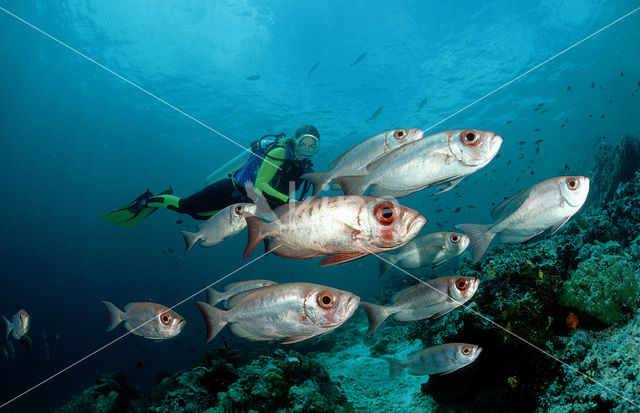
[406,214,426,238]
[489,134,503,158]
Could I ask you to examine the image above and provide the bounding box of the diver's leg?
[167,178,244,220]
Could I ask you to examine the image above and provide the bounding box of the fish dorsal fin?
[229,324,272,341]
[328,151,349,169]
[490,188,533,221]
[225,289,261,310]
[390,285,417,303]
[364,146,400,172]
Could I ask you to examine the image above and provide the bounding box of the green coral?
[559,241,639,325]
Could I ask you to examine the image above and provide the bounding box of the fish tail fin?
[101,301,124,332]
[205,287,224,306]
[243,213,269,259]
[382,357,406,378]
[455,223,495,263]
[180,230,200,254]
[301,172,330,197]
[360,302,393,333]
[377,253,395,277]
[196,302,228,342]
[3,316,12,340]
[333,176,365,195]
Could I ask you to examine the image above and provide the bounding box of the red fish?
[243,196,426,266]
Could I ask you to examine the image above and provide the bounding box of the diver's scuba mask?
[295,134,320,159]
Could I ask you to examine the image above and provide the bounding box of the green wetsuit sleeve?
[254,147,289,203]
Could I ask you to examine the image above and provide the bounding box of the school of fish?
[90,126,589,383]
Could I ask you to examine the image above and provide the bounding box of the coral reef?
[54,347,351,412]
[53,372,140,413]
[540,313,640,412]
[559,241,639,325]
[590,135,640,204]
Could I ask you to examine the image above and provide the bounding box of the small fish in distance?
[3,310,30,340]
[377,232,469,277]
[383,343,482,378]
[361,276,479,333]
[181,203,257,253]
[351,52,367,65]
[102,301,185,340]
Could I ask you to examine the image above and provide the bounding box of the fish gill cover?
[0,1,640,412]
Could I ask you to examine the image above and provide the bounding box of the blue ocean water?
[0,1,639,411]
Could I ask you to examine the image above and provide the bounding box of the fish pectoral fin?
[433,177,464,195]
[319,252,369,266]
[280,334,315,344]
[497,230,545,245]
[546,216,572,237]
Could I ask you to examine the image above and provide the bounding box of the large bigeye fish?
[335,129,503,198]
[196,282,360,344]
[302,128,425,196]
[180,203,257,254]
[3,309,30,340]
[382,343,482,377]
[360,276,479,333]
[102,301,186,340]
[242,196,426,266]
[206,279,279,309]
[377,231,469,277]
[456,176,590,263]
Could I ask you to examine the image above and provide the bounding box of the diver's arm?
[254,147,290,203]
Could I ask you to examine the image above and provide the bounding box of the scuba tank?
[205,133,285,185]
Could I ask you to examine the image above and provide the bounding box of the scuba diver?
[100,125,320,227]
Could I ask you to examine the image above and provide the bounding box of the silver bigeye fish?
[456,176,590,263]
[180,203,257,253]
[335,129,503,198]
[360,276,479,333]
[102,301,186,340]
[383,343,482,377]
[206,279,278,309]
[243,196,426,266]
[302,128,425,197]
[3,309,30,340]
[377,231,469,277]
[196,282,360,344]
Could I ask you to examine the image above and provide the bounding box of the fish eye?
[460,130,479,146]
[234,205,244,215]
[317,291,334,309]
[393,129,407,140]
[373,201,396,225]
[159,312,171,325]
[565,178,578,190]
[449,234,460,243]
[455,278,468,290]
[462,346,471,355]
